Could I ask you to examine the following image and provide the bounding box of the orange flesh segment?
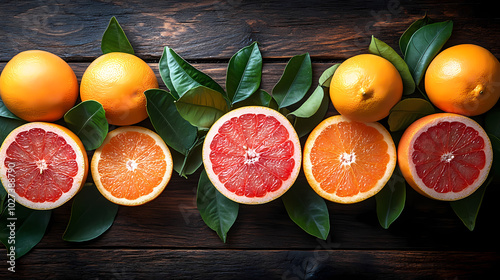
[412,121,486,193]
[310,121,390,197]
[97,131,167,200]
[4,128,78,203]
[209,113,296,198]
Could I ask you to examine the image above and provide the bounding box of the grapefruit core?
[202,106,302,204]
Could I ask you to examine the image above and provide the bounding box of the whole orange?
[80,52,159,126]
[424,44,500,116]
[0,50,79,122]
[329,54,403,123]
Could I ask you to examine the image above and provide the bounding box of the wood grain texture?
[0,0,499,61]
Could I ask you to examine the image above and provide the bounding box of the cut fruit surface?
[303,115,396,204]
[398,113,492,201]
[0,122,88,210]
[91,126,173,206]
[202,106,302,204]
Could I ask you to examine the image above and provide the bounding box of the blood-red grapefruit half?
[0,122,88,209]
[202,106,302,204]
[398,113,492,201]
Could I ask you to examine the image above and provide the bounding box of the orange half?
[303,115,396,204]
[91,126,173,206]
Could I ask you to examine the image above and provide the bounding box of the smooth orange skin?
[0,50,79,122]
[424,44,500,116]
[80,52,159,126]
[330,54,403,123]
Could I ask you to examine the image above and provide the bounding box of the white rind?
[202,106,302,205]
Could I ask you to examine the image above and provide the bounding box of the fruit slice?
[91,126,173,206]
[202,106,302,204]
[303,115,396,204]
[398,113,492,201]
[0,122,88,210]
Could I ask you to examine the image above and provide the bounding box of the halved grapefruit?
[91,126,173,206]
[398,113,492,201]
[202,106,302,204]
[303,115,397,204]
[0,122,88,210]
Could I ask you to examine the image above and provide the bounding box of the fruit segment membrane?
[412,121,486,193]
[310,121,390,197]
[4,128,78,203]
[209,113,296,198]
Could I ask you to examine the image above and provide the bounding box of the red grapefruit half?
[0,122,88,209]
[202,106,302,204]
[398,113,492,201]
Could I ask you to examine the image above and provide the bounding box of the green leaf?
[288,84,326,118]
[272,53,312,109]
[175,85,229,129]
[0,117,26,144]
[399,14,433,56]
[293,87,329,138]
[158,47,179,99]
[63,183,119,242]
[64,100,109,151]
[318,64,340,87]
[282,183,330,240]
[197,169,239,243]
[487,134,500,176]
[388,98,435,132]
[164,47,225,98]
[484,107,500,139]
[0,182,6,214]
[369,36,416,95]
[404,20,453,86]
[450,176,492,231]
[145,88,198,155]
[171,136,204,178]
[0,97,22,120]
[0,202,51,259]
[226,42,262,104]
[233,89,278,110]
[375,167,406,229]
[101,16,134,55]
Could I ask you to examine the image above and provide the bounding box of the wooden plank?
[0,0,499,61]
[4,249,499,279]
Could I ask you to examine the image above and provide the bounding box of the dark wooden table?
[1,0,500,279]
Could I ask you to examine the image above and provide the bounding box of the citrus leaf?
[318,64,340,87]
[0,182,6,215]
[226,42,262,104]
[404,20,453,86]
[233,89,278,110]
[399,14,433,56]
[0,201,51,259]
[388,98,435,132]
[450,176,492,231]
[288,84,325,119]
[0,117,26,144]
[63,183,119,242]
[171,136,204,178]
[293,87,329,138]
[145,88,197,155]
[487,134,500,177]
[484,107,500,139]
[64,100,109,151]
[272,53,312,109]
[375,167,406,229]
[101,16,134,55]
[369,36,416,95]
[175,85,229,129]
[197,169,239,243]
[164,47,225,98]
[0,97,22,120]
[158,47,179,99]
[282,183,330,240]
